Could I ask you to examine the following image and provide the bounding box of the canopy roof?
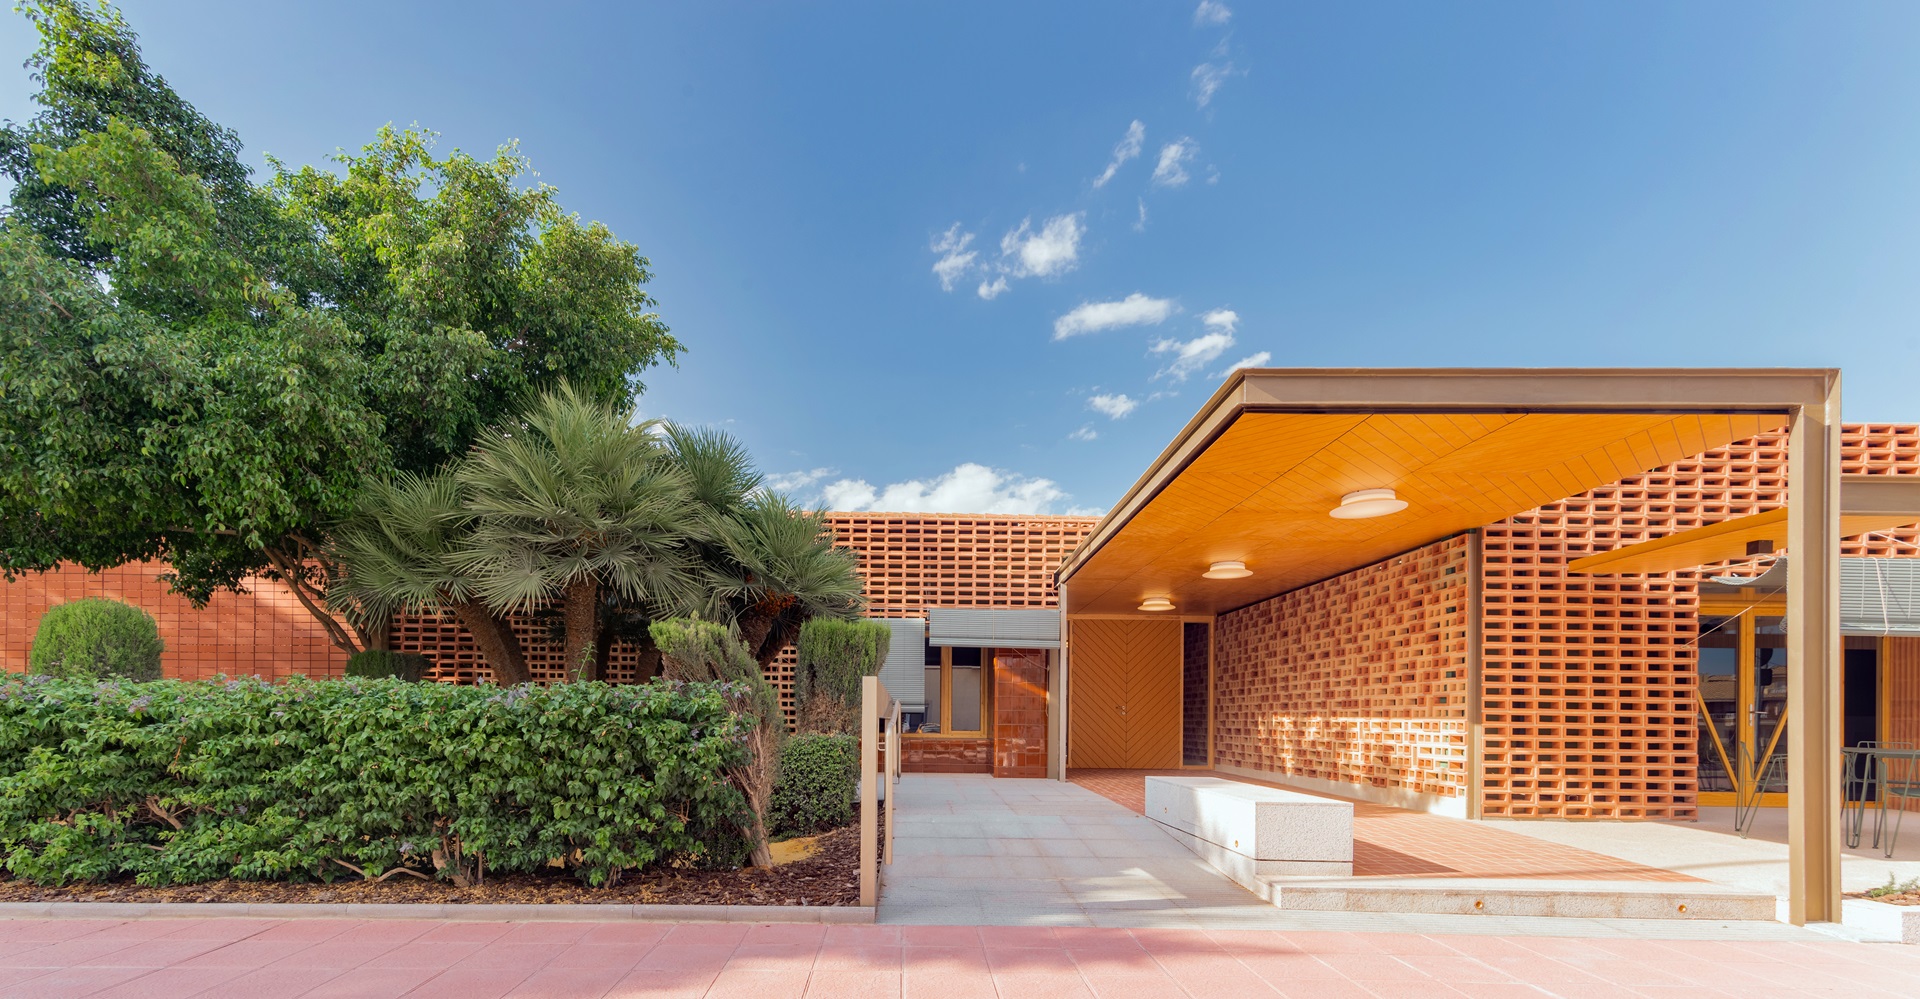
[1056,368,1835,617]
[1566,476,1920,576]
[1704,557,1920,636]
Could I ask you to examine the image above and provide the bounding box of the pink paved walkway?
[2,917,1917,998]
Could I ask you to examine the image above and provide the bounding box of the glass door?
[1695,611,1789,807]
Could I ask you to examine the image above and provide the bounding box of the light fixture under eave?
[1330,488,1409,520]
[1203,560,1252,579]
[1138,596,1175,612]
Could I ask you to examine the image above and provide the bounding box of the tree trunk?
[592,618,618,682]
[561,577,599,683]
[448,600,532,686]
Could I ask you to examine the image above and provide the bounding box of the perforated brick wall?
[1479,425,1920,820]
[824,513,1094,616]
[1212,535,1474,801]
[0,562,346,680]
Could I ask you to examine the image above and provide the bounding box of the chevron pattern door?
[1068,619,1183,768]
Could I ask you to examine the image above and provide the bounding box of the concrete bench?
[1144,776,1353,887]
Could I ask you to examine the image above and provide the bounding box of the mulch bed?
[0,824,862,907]
[1848,889,1920,907]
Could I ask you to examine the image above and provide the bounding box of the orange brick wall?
[1,563,347,680]
[1212,535,1474,802]
[2,515,1095,691]
[1480,425,1920,820]
[992,649,1049,778]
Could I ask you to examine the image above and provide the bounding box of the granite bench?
[1144,776,1354,888]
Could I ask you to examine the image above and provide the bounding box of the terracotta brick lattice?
[1212,535,1473,801]
[1479,425,1920,820]
[1,563,346,680]
[389,513,1096,727]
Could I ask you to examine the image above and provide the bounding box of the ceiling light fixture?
[1203,560,1251,579]
[1330,488,1409,520]
[1138,596,1175,612]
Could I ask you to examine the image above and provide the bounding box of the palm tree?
[456,384,703,682]
[654,424,865,667]
[329,471,533,686]
[714,493,867,667]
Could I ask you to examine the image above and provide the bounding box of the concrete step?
[1258,877,1778,921]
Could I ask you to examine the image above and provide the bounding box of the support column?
[1050,584,1070,780]
[1786,376,1842,924]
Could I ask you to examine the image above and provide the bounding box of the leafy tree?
[458,386,702,681]
[0,1,682,654]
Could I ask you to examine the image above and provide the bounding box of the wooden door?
[1068,619,1182,769]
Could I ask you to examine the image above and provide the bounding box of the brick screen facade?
[1,562,346,680]
[1479,425,1920,819]
[1212,535,1475,803]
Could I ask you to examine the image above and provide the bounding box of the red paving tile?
[1068,768,1700,882]
[1,917,1918,997]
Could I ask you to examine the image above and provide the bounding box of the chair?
[1842,742,1907,849]
[1876,747,1920,858]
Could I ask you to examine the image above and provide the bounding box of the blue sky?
[6,2,1920,515]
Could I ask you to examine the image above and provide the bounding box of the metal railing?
[858,676,900,907]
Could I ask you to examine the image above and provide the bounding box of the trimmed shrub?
[652,619,782,866]
[0,675,749,887]
[27,599,164,682]
[771,732,858,835]
[794,619,890,733]
[343,649,430,681]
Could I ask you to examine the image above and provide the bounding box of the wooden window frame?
[903,645,993,738]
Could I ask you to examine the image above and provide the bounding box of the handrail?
[859,675,897,907]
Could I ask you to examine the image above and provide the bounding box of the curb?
[0,901,875,924]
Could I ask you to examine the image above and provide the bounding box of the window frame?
[907,644,992,737]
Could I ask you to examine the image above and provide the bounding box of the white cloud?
[1215,351,1271,376]
[1069,425,1098,442]
[1191,61,1233,108]
[1152,139,1197,188]
[1087,393,1139,419]
[1092,120,1146,189]
[977,276,1009,300]
[818,463,1072,515]
[1052,293,1177,339]
[764,467,835,494]
[1133,198,1148,232]
[1193,1,1232,25]
[1152,314,1239,381]
[1000,213,1084,279]
[930,224,977,292]
[1152,332,1235,381]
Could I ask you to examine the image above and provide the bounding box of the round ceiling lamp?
[1202,560,1252,579]
[1138,596,1175,612]
[1330,488,1409,520]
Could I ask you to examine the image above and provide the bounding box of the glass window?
[951,654,983,732]
[912,646,988,735]
[1752,616,1789,793]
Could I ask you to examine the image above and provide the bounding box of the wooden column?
[859,675,878,907]
[1786,377,1842,924]
[1051,584,1070,780]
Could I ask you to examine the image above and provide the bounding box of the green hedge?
[0,675,750,887]
[771,732,858,835]
[29,598,164,681]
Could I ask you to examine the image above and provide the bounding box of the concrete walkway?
[1486,806,1920,898]
[5,916,1920,998]
[879,776,1822,939]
